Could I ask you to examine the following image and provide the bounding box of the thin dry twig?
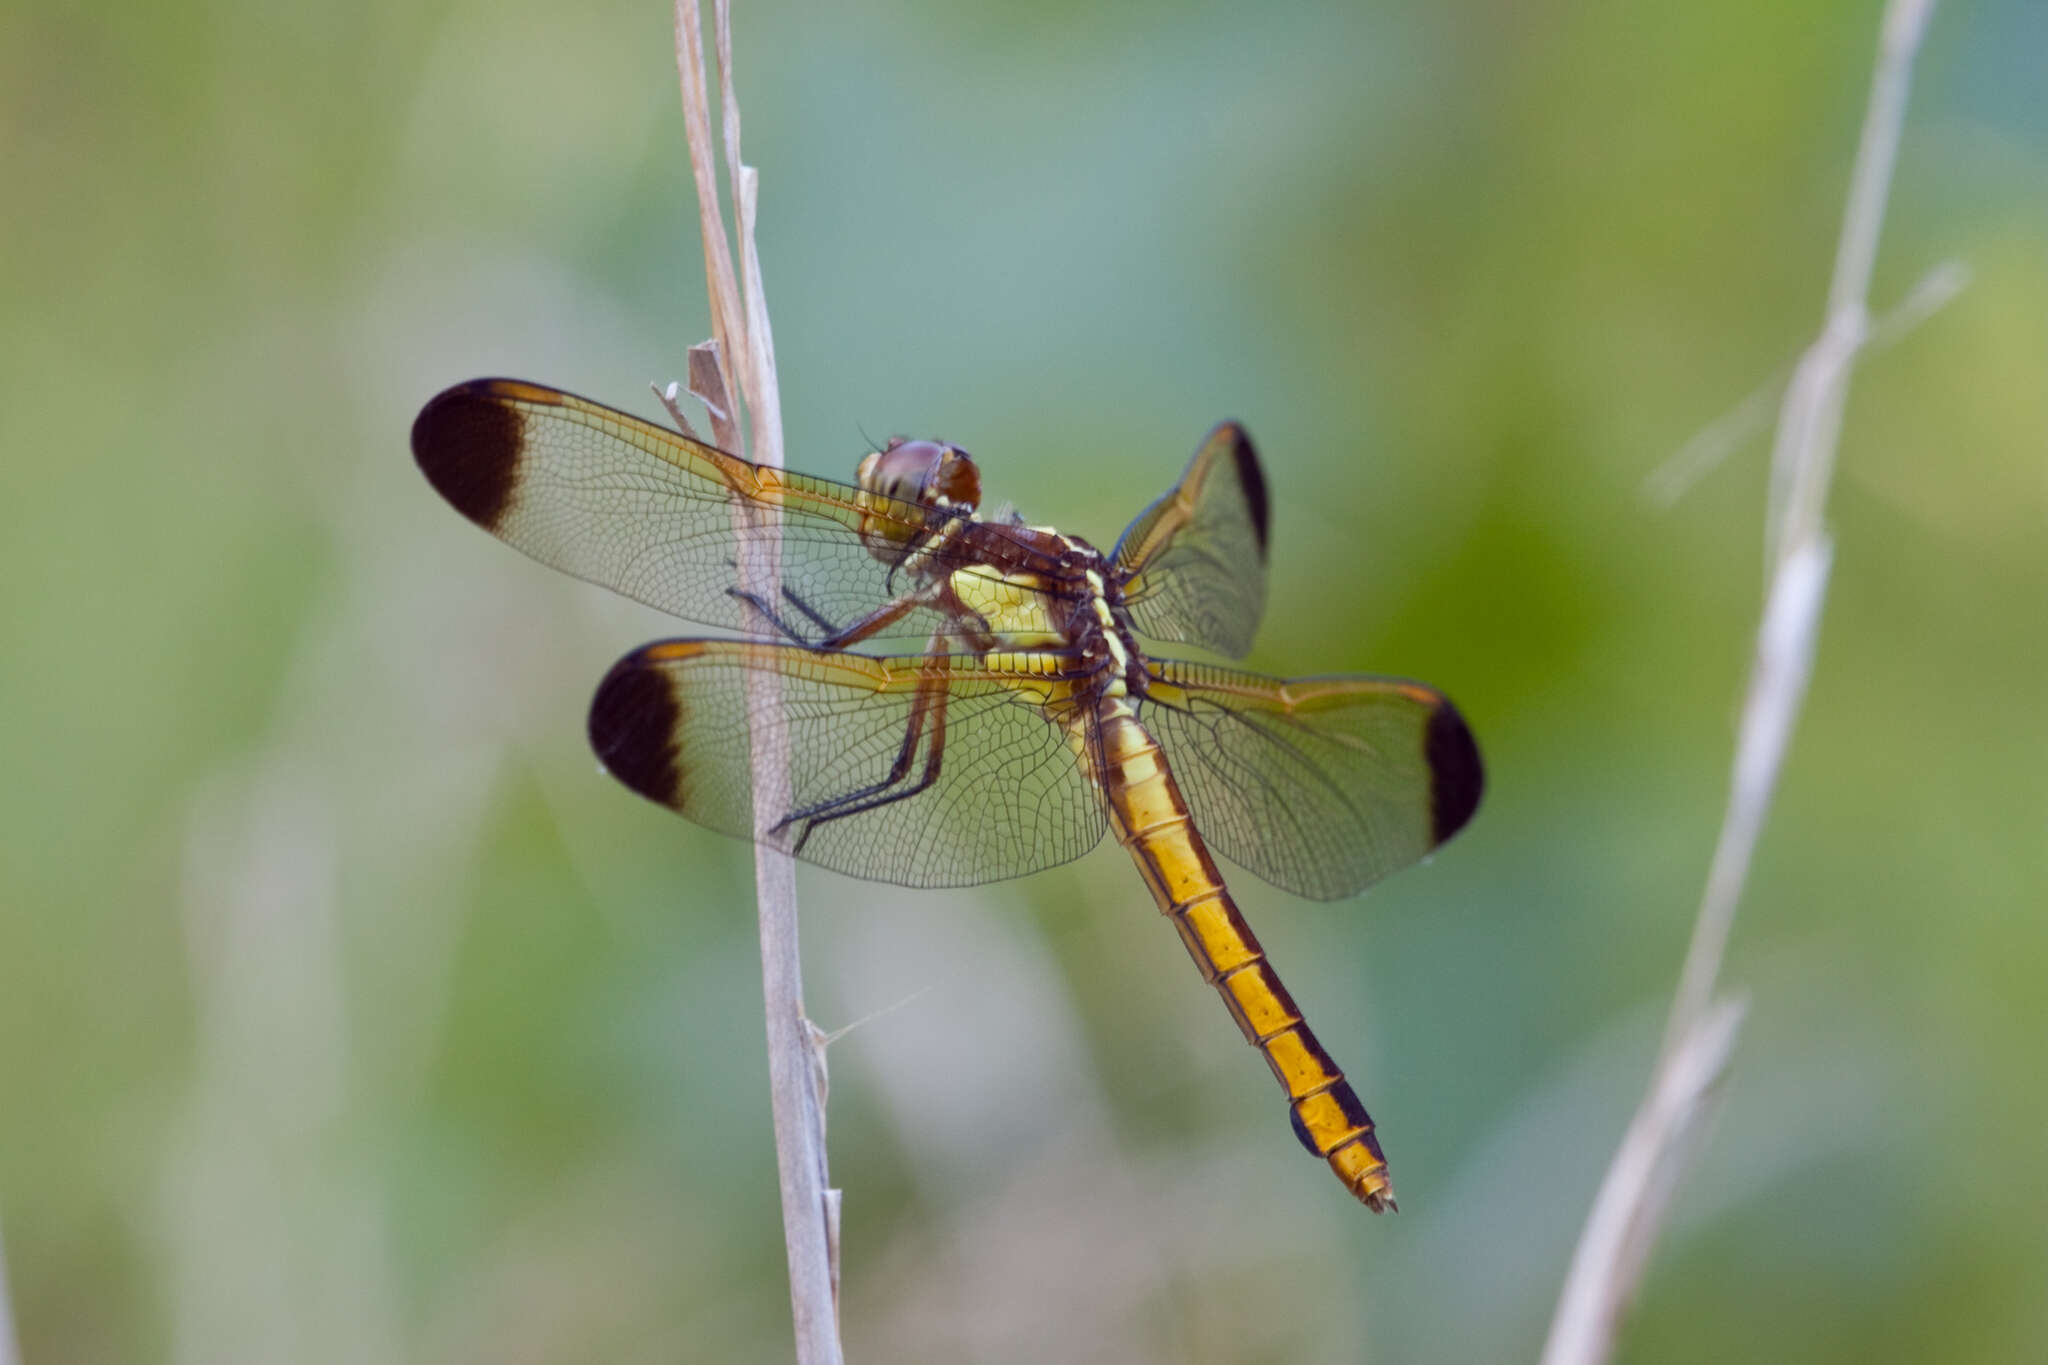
[1641,260,1970,510]
[673,4,747,430]
[0,1220,21,1365]
[672,3,843,1362]
[686,340,742,456]
[650,380,707,442]
[713,1,784,468]
[1542,3,1940,1362]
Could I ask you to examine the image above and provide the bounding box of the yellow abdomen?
[1088,697,1396,1210]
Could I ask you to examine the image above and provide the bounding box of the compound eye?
[929,445,981,511]
[858,439,981,512]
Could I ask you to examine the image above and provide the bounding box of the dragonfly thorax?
[938,531,1141,697]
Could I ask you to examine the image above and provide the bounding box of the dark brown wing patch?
[1424,698,1485,844]
[1223,423,1270,560]
[588,657,684,807]
[411,381,526,531]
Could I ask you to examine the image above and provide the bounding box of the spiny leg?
[726,586,829,644]
[813,593,926,652]
[786,677,952,851]
[778,664,952,856]
[726,583,928,653]
[774,692,929,835]
[775,585,843,636]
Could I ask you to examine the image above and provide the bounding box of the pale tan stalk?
[1542,3,1941,1362]
[672,3,842,1361]
[0,1220,20,1365]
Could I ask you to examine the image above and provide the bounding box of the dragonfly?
[412,378,1483,1211]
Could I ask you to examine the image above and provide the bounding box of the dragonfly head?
[856,438,982,515]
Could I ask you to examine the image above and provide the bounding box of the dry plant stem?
[687,341,742,453]
[714,0,784,464]
[0,1221,20,1365]
[673,2,843,1362]
[1541,3,1938,1362]
[1640,261,1969,510]
[651,380,707,443]
[1544,999,1747,1365]
[673,1,748,424]
[1665,0,1935,1056]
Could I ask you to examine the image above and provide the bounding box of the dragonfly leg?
[725,584,928,652]
[726,587,828,644]
[788,718,947,854]
[777,666,950,854]
[812,593,925,651]
[776,586,842,636]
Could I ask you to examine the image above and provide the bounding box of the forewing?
[1137,661,1483,901]
[1111,421,1270,657]
[412,379,982,643]
[587,640,1108,887]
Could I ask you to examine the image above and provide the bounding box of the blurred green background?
[4,0,2045,1361]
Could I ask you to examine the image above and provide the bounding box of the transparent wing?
[587,639,1109,888]
[412,379,1004,644]
[1111,421,1270,657]
[1136,660,1483,901]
